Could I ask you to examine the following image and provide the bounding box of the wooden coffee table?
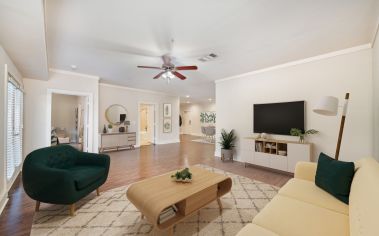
[126,166,232,235]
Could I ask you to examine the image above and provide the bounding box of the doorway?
[182,110,192,135]
[47,89,93,152]
[139,103,155,146]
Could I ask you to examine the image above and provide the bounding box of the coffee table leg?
[168,227,173,236]
[217,198,223,213]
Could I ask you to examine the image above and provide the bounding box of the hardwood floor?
[0,135,291,236]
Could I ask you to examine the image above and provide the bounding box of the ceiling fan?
[137,54,198,81]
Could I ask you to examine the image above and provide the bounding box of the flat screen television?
[254,101,305,135]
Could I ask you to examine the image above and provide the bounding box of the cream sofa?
[237,158,379,236]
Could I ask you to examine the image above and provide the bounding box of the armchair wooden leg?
[96,188,100,196]
[35,201,40,212]
[70,204,76,216]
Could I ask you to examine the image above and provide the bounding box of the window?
[6,74,23,180]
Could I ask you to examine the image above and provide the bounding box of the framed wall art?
[163,103,172,117]
[163,118,172,133]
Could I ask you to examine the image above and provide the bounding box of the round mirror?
[105,104,127,125]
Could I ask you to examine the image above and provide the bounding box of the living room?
[0,1,379,235]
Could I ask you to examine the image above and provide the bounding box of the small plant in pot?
[219,129,236,162]
[290,128,319,143]
[107,124,113,133]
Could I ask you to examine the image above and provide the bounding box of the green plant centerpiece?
[171,168,193,183]
[219,129,236,161]
[290,128,319,143]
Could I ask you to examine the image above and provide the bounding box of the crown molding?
[49,68,100,80]
[215,44,371,84]
[99,82,177,97]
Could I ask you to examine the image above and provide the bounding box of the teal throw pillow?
[315,152,355,204]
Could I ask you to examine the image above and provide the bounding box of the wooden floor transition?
[0,135,291,236]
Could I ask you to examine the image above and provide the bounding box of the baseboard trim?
[156,139,181,145]
[0,193,8,215]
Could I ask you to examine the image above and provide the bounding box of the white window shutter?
[6,78,23,180]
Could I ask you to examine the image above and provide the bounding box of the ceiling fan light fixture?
[162,71,175,84]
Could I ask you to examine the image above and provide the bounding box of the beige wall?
[99,84,180,146]
[51,94,78,136]
[0,45,23,213]
[23,71,99,154]
[180,102,216,136]
[216,47,373,162]
[373,29,379,160]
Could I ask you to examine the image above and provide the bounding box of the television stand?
[241,137,312,173]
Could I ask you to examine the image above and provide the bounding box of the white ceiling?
[2,1,379,102]
[0,0,48,80]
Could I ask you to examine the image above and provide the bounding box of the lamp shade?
[313,96,338,116]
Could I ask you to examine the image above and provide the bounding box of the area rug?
[191,139,215,144]
[31,165,279,236]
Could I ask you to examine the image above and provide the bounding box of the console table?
[99,132,136,152]
[241,137,312,173]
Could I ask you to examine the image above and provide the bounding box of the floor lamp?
[313,93,350,160]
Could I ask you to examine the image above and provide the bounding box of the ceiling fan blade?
[172,71,186,80]
[153,72,165,79]
[175,66,198,70]
[137,66,162,69]
[89,38,162,57]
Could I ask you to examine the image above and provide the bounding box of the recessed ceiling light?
[186,95,190,98]
[70,65,77,70]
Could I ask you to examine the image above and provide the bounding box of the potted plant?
[107,124,113,133]
[219,129,236,162]
[290,128,319,143]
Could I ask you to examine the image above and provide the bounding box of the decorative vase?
[261,133,267,139]
[299,136,305,143]
[107,127,113,133]
[103,125,107,134]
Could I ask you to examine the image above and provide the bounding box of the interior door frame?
[46,89,93,152]
[137,102,157,146]
[183,110,192,135]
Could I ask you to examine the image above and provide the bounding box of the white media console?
[241,137,312,173]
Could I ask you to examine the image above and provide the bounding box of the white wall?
[373,31,379,161]
[0,45,23,213]
[23,71,99,155]
[51,94,78,135]
[180,102,216,136]
[99,83,180,146]
[216,47,373,162]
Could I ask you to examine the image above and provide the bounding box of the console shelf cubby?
[242,137,312,173]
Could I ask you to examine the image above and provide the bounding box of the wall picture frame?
[163,103,172,117]
[200,111,216,124]
[163,118,172,133]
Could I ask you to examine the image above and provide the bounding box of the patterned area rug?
[31,165,279,236]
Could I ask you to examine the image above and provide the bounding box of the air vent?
[199,53,218,62]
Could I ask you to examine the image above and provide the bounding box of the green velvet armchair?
[22,145,110,215]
